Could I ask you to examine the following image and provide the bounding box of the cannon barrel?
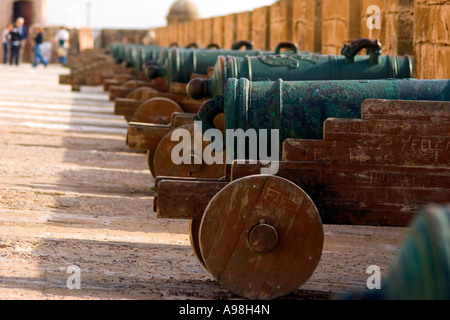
[146,41,299,88]
[130,45,165,74]
[111,44,170,71]
[196,78,450,159]
[187,38,414,100]
[141,43,203,71]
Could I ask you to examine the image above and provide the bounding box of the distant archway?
[13,1,33,27]
[12,1,33,62]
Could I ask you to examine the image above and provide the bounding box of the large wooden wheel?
[147,150,156,178]
[125,86,158,101]
[152,124,225,179]
[189,219,207,269]
[130,97,183,124]
[123,87,159,121]
[199,174,324,300]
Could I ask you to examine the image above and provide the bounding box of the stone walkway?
[0,63,409,300]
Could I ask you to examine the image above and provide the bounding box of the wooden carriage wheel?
[130,97,183,124]
[189,219,207,269]
[199,174,324,300]
[125,86,158,101]
[147,150,156,178]
[152,124,225,179]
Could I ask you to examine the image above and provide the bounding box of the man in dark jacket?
[9,24,22,65]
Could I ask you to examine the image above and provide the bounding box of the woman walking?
[2,24,13,64]
[32,27,48,67]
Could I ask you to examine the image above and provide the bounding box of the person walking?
[32,27,48,67]
[2,24,13,64]
[9,24,22,66]
[54,26,69,66]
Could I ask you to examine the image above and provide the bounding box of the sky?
[46,0,278,30]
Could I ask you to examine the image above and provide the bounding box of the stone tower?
[166,0,200,25]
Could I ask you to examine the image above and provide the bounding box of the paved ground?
[0,62,410,300]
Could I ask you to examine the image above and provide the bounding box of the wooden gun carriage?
[154,98,450,299]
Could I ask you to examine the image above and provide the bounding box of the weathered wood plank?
[361,100,450,121]
[127,113,195,150]
[127,123,172,150]
[114,92,206,117]
[155,178,228,220]
[282,137,450,166]
[231,161,449,226]
[323,119,450,141]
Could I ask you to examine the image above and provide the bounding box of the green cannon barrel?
[120,44,171,70]
[112,44,129,64]
[113,44,143,66]
[187,39,414,100]
[196,78,450,160]
[140,45,166,66]
[108,43,122,59]
[107,43,122,57]
[125,45,139,66]
[146,41,291,88]
[141,47,171,79]
[111,43,197,75]
[141,43,222,80]
[130,45,146,74]
[130,45,178,75]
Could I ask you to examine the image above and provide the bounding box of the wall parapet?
[147,0,449,79]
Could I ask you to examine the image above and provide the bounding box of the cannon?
[59,54,134,92]
[59,43,139,91]
[115,41,277,136]
[59,43,162,93]
[136,43,200,75]
[107,42,228,100]
[121,90,221,178]
[195,78,450,162]
[105,44,176,96]
[340,204,450,300]
[128,77,450,180]
[103,43,195,94]
[154,98,450,300]
[145,40,287,89]
[187,38,414,100]
[127,111,225,180]
[114,44,143,67]
[114,84,208,120]
[127,74,450,179]
[112,41,277,117]
[125,39,412,177]
[129,45,159,75]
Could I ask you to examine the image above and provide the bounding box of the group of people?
[2,17,70,68]
[2,17,27,65]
